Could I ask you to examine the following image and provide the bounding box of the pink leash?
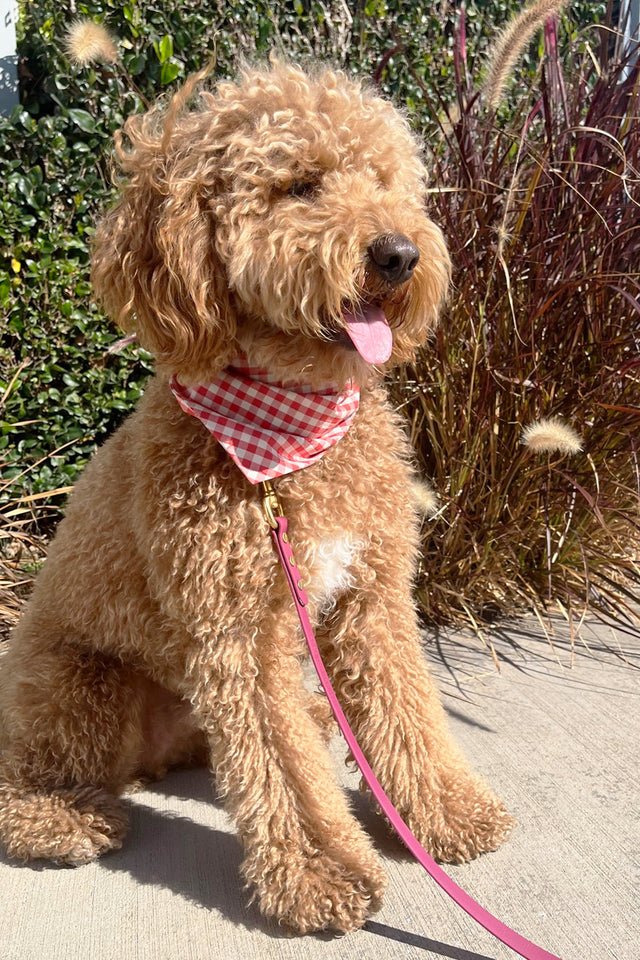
[261,482,562,960]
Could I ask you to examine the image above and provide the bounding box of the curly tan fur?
[0,62,512,933]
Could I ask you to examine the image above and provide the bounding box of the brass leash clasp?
[260,479,282,530]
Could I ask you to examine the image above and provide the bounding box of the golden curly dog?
[0,62,512,933]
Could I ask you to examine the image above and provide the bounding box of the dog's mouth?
[325,302,393,365]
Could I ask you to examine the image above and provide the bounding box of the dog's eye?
[287,180,319,200]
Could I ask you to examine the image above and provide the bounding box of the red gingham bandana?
[170,356,360,484]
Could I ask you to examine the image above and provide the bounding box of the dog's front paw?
[245,846,387,933]
[401,773,514,864]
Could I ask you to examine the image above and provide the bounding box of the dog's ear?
[92,82,236,379]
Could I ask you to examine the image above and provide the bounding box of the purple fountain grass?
[390,8,640,631]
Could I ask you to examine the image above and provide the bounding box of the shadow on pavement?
[365,921,497,960]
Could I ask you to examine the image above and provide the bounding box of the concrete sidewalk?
[1,614,638,960]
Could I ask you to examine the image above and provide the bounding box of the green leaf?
[160,61,181,85]
[157,34,173,64]
[67,109,97,134]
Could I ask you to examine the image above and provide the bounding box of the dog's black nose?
[367,234,420,285]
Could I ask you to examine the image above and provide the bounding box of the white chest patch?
[308,535,364,615]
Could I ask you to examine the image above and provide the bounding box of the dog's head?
[92,61,450,386]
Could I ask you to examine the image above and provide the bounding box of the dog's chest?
[306,534,365,615]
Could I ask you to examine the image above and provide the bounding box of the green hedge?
[1,0,603,500]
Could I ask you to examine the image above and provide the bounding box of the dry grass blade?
[0,496,51,641]
[1,372,77,636]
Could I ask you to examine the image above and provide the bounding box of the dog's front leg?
[316,566,514,864]
[183,602,386,933]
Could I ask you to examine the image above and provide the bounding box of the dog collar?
[170,355,359,484]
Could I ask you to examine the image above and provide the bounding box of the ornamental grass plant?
[389,4,640,632]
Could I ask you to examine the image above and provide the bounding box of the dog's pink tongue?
[342,304,393,364]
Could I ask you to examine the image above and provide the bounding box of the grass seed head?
[65,20,118,66]
[411,479,439,518]
[483,0,569,108]
[521,418,583,455]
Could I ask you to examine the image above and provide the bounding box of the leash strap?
[261,483,562,960]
